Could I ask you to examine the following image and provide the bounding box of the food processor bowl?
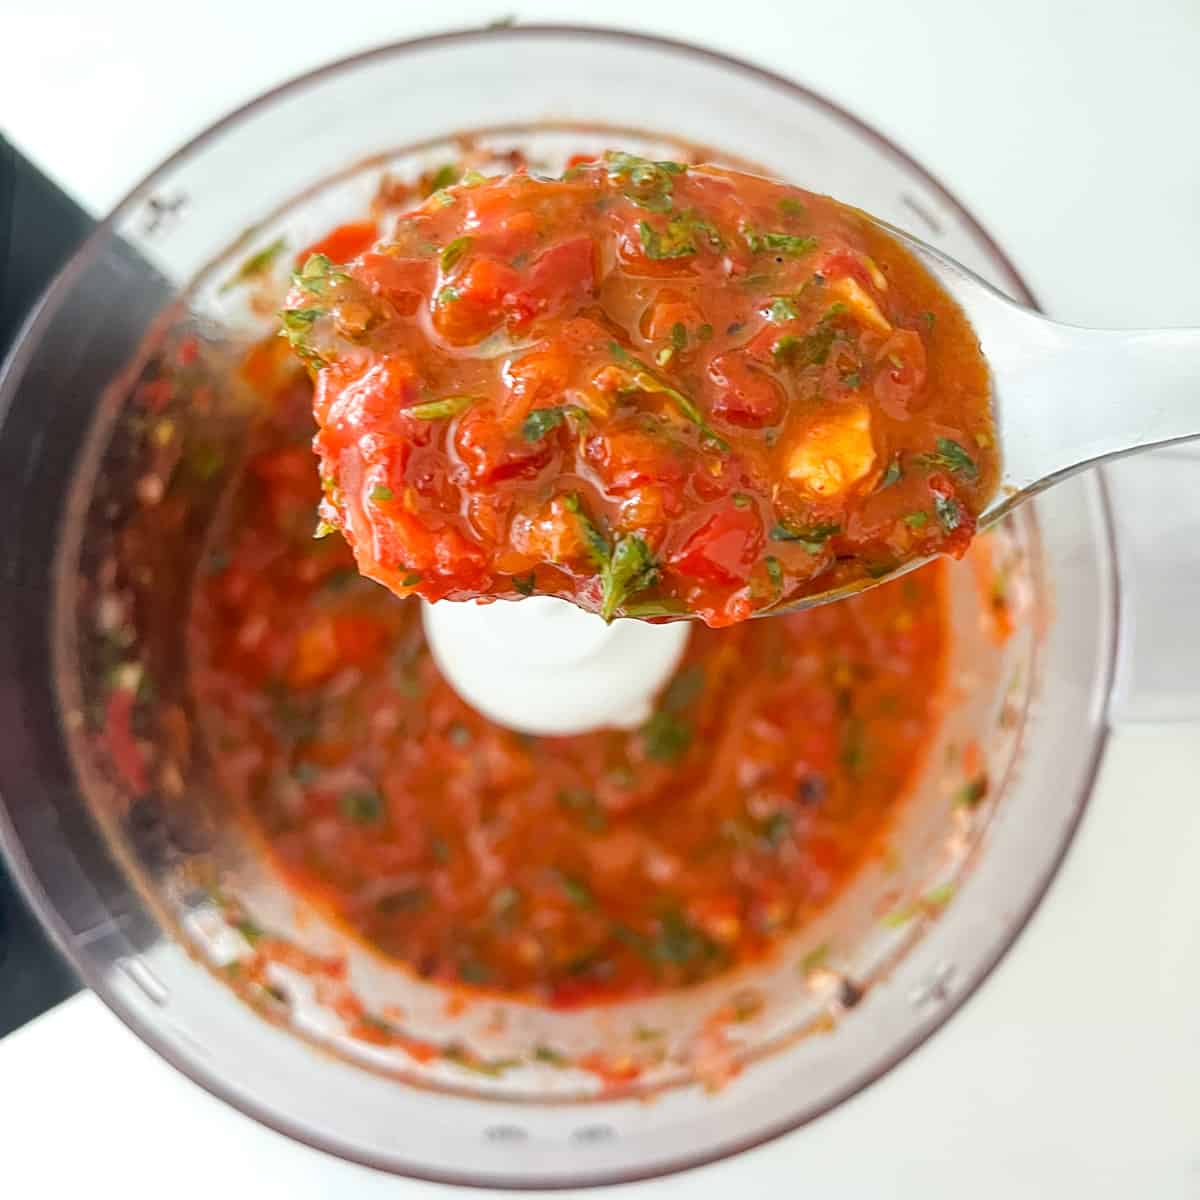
[0,27,1117,1188]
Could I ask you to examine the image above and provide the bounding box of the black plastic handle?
[0,134,87,1035]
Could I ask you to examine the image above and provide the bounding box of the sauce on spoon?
[288,155,995,626]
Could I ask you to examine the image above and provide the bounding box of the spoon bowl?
[757,218,1200,616]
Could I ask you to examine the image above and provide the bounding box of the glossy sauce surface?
[290,156,994,626]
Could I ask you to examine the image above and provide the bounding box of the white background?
[2,1,1199,1196]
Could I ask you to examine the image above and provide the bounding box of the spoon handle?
[990,318,1200,517]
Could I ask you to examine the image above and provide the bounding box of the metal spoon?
[767,220,1199,613]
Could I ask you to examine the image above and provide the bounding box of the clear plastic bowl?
[0,26,1115,1189]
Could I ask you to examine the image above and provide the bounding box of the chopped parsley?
[425,163,459,194]
[556,871,595,909]
[562,493,611,570]
[512,572,536,596]
[744,228,818,257]
[640,710,692,762]
[522,406,566,441]
[558,788,608,833]
[340,788,383,824]
[639,667,702,763]
[903,511,929,529]
[369,484,394,502]
[638,217,695,259]
[773,323,837,367]
[769,520,840,553]
[439,235,473,272]
[954,775,988,808]
[608,342,729,451]
[406,394,474,420]
[918,437,978,480]
[221,235,286,292]
[601,534,658,621]
[879,457,903,489]
[651,908,718,967]
[604,151,686,213]
[764,555,784,590]
[291,252,349,297]
[766,296,800,323]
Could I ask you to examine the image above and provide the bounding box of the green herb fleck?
[903,511,929,529]
[556,872,595,909]
[841,717,866,777]
[533,1044,569,1066]
[426,164,458,194]
[341,788,383,824]
[407,394,474,421]
[732,492,751,509]
[923,882,956,909]
[604,151,686,213]
[490,886,522,919]
[369,484,394,502]
[763,810,792,847]
[401,571,423,587]
[440,236,473,273]
[293,761,320,784]
[562,492,612,570]
[621,599,688,618]
[522,406,566,442]
[770,520,840,553]
[671,322,688,351]
[512,572,536,596]
[919,438,978,480]
[744,228,818,257]
[558,789,608,833]
[457,960,492,986]
[697,322,714,341]
[766,296,800,323]
[954,775,988,808]
[879,457,903,489]
[638,217,695,260]
[608,342,728,451]
[291,253,350,297]
[799,942,830,975]
[313,519,337,540]
[221,235,287,292]
[764,555,783,590]
[601,534,658,621]
[773,324,836,367]
[641,710,692,762]
[652,908,717,966]
[235,918,264,946]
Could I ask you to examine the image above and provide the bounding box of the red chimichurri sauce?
[288,155,994,626]
[190,337,949,1005]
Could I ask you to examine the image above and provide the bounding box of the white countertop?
[3,1,1200,1196]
